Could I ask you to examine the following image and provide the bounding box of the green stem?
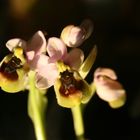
[71,105,85,140]
[28,71,47,140]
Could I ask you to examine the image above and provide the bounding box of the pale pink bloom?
[6,31,51,89]
[6,30,47,69]
[0,31,46,93]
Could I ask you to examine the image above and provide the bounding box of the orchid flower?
[34,34,97,108]
[93,68,126,108]
[35,19,94,90]
[35,36,85,88]
[0,30,47,93]
[0,47,28,92]
[34,19,96,108]
[6,30,47,69]
[34,19,93,87]
[4,31,48,140]
[54,61,94,108]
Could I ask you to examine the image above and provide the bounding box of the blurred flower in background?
[9,0,37,18]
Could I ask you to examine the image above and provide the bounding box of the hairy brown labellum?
[0,56,23,81]
[59,70,83,96]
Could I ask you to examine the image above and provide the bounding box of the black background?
[0,0,140,140]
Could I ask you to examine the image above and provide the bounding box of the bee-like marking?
[4,56,23,73]
[59,70,82,96]
[0,56,23,81]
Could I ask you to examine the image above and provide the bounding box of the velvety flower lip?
[0,55,22,81]
[0,47,28,93]
[93,67,126,108]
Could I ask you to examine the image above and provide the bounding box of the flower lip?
[59,69,83,97]
[0,62,18,81]
[0,56,23,81]
[4,56,23,73]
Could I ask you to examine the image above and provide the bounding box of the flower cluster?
[0,19,126,108]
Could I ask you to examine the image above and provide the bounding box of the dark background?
[0,0,140,140]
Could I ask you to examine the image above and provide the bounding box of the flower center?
[0,56,23,80]
[59,70,82,96]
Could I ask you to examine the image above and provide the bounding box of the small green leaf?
[79,45,97,79]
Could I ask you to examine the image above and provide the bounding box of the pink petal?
[36,73,57,89]
[64,48,84,70]
[35,54,59,88]
[26,51,35,62]
[35,54,50,72]
[47,37,67,62]
[6,39,26,51]
[26,31,47,56]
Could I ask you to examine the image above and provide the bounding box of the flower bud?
[61,19,93,48]
[60,25,86,47]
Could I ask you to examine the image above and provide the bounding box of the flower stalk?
[28,71,47,140]
[71,105,85,140]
